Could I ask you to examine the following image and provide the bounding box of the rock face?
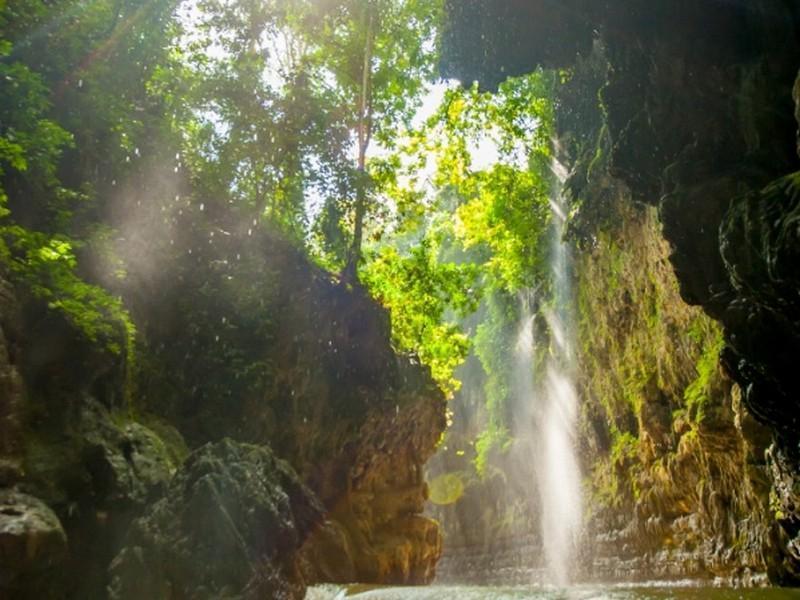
[109,439,322,600]
[0,273,24,488]
[442,0,800,584]
[298,366,444,585]
[0,490,67,599]
[0,268,187,598]
[136,227,447,586]
[574,198,781,584]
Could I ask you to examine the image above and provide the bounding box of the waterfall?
[514,158,583,586]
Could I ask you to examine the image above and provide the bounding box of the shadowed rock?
[0,490,67,599]
[109,439,323,600]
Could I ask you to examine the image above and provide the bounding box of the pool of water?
[307,583,800,600]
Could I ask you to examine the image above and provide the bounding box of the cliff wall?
[439,0,800,583]
[576,197,781,585]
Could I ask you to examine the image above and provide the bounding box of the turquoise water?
[307,584,800,600]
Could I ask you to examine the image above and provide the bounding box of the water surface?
[308,584,800,600]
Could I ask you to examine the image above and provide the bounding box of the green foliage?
[611,430,639,465]
[591,429,640,509]
[362,239,479,393]
[157,0,442,256]
[0,35,74,230]
[360,72,556,400]
[455,164,551,290]
[473,423,511,478]
[469,291,519,476]
[1,0,560,449]
[684,321,725,423]
[0,0,173,374]
[2,226,135,355]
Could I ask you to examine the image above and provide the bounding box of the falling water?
[515,157,583,586]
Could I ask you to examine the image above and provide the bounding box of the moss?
[22,430,84,507]
[611,430,640,465]
[473,424,511,479]
[575,197,736,522]
[127,413,189,468]
[683,323,725,423]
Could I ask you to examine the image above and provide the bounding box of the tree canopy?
[1,0,559,412]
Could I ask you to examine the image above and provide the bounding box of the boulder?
[109,438,323,600]
[0,490,67,599]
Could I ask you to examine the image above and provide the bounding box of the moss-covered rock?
[573,197,780,585]
[108,438,323,600]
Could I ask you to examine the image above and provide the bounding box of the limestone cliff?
[440,0,800,583]
[575,196,782,584]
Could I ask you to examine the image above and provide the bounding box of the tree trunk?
[344,5,375,283]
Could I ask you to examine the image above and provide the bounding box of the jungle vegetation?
[1,0,558,467]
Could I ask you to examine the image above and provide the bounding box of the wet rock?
[300,364,446,585]
[0,275,24,487]
[718,174,800,438]
[0,490,67,599]
[20,396,184,518]
[78,399,181,507]
[109,438,323,600]
[767,444,800,582]
[16,396,188,599]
